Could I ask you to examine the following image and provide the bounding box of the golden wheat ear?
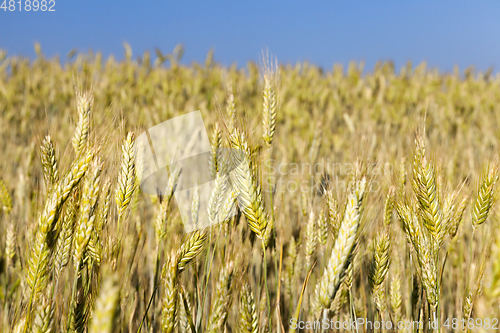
[369,230,391,320]
[72,91,93,157]
[262,75,277,146]
[177,228,208,273]
[471,163,499,232]
[228,129,268,240]
[115,132,136,224]
[227,92,236,132]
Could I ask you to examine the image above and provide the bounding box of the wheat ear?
[448,196,468,238]
[369,231,391,319]
[177,229,207,273]
[227,92,236,131]
[89,273,120,333]
[72,92,93,156]
[238,282,259,333]
[1,175,15,269]
[316,209,328,246]
[5,220,16,269]
[32,295,54,333]
[315,192,362,309]
[0,176,12,213]
[207,261,234,332]
[208,173,228,225]
[178,288,194,333]
[262,75,277,146]
[305,210,317,268]
[397,202,439,310]
[390,270,402,324]
[73,159,102,268]
[54,191,79,280]
[309,121,322,165]
[326,190,340,243]
[115,132,136,222]
[161,251,179,333]
[471,163,498,231]
[384,186,395,226]
[191,185,200,226]
[412,135,445,246]
[25,148,94,323]
[209,122,222,179]
[40,135,59,193]
[229,130,267,239]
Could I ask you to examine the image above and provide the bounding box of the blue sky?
[1,1,500,73]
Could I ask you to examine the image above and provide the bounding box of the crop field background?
[1,46,500,332]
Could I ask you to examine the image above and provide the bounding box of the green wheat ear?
[471,163,499,231]
[238,283,258,333]
[0,176,12,213]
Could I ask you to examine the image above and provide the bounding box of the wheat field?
[1,46,500,332]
